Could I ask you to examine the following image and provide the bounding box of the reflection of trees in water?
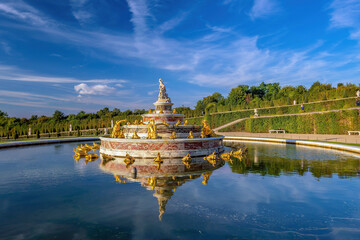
[229,153,360,179]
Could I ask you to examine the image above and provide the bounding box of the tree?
[123,110,133,116]
[29,115,38,121]
[53,110,65,122]
[228,85,248,106]
[0,110,8,117]
[97,107,110,118]
[112,108,121,116]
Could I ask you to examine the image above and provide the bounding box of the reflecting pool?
[1,141,360,239]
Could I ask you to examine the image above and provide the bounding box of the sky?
[0,0,359,117]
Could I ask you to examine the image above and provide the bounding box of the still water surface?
[1,141,360,239]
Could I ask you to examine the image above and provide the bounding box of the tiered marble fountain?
[99,78,225,219]
[100,78,224,160]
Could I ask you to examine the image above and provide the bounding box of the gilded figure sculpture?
[124,153,135,168]
[84,153,98,164]
[111,120,126,138]
[233,146,248,157]
[183,120,188,125]
[187,131,194,138]
[114,175,126,183]
[202,172,212,185]
[148,176,157,190]
[131,131,140,139]
[220,151,233,161]
[159,108,164,114]
[153,152,163,170]
[175,120,181,126]
[172,108,177,114]
[162,120,169,125]
[147,120,158,139]
[133,120,139,125]
[182,154,192,169]
[92,142,100,150]
[169,131,176,139]
[201,120,216,138]
[203,152,218,167]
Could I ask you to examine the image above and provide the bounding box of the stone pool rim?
[224,136,360,155]
[1,136,360,156]
[0,137,100,149]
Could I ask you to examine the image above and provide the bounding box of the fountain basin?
[100,136,224,158]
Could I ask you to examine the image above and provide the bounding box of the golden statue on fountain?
[201,120,216,138]
[111,120,126,138]
[147,120,158,139]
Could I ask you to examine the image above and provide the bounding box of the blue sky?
[0,0,359,117]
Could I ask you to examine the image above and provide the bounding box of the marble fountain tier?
[100,78,224,159]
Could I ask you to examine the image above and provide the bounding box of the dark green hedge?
[219,109,360,134]
[210,97,357,129]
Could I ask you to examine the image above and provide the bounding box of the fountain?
[100,78,224,159]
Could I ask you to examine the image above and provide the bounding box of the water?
[1,141,360,239]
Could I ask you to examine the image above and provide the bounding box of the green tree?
[0,110,8,117]
[228,85,249,106]
[53,110,65,122]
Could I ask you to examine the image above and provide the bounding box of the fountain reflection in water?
[72,141,249,220]
[98,154,226,220]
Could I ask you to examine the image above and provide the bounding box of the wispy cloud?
[0,64,126,84]
[329,0,360,42]
[0,90,72,102]
[249,0,279,20]
[0,0,50,26]
[69,0,93,24]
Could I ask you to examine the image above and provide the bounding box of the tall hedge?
[219,109,360,134]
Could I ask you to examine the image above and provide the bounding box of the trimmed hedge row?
[257,97,356,116]
[219,109,360,134]
[205,97,358,129]
[187,110,254,128]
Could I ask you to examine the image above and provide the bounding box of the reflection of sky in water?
[0,142,360,239]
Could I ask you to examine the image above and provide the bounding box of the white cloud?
[249,0,279,20]
[0,90,71,102]
[329,0,360,42]
[69,0,93,24]
[0,64,127,84]
[0,0,49,26]
[74,83,115,95]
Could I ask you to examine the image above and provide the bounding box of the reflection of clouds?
[1,141,360,239]
[0,142,100,193]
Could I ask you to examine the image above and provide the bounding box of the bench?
[269,129,286,134]
[348,131,360,135]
